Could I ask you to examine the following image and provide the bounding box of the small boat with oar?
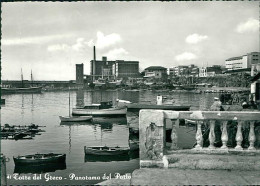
[84,146,130,156]
[13,153,66,165]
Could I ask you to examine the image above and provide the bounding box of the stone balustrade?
[139,110,260,168]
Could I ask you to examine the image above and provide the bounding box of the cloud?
[87,39,95,47]
[2,34,72,46]
[47,37,89,52]
[94,31,121,49]
[175,52,197,61]
[185,34,208,44]
[47,44,70,52]
[46,31,121,53]
[72,38,89,51]
[236,18,259,33]
[103,48,129,60]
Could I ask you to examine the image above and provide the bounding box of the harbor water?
[1,90,218,185]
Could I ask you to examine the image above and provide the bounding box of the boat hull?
[84,146,130,156]
[13,153,66,165]
[1,99,5,104]
[14,162,66,174]
[117,101,190,112]
[59,116,92,122]
[72,107,127,117]
[2,87,42,94]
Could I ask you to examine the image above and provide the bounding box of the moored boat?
[59,88,94,121]
[1,124,45,140]
[13,153,66,165]
[116,99,190,112]
[14,162,66,174]
[1,98,5,104]
[84,146,130,156]
[1,87,42,94]
[2,70,42,95]
[129,140,139,151]
[72,101,127,117]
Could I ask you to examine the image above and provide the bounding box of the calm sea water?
[1,90,217,185]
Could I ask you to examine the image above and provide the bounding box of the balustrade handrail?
[163,110,260,121]
[139,109,260,167]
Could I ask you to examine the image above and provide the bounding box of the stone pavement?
[98,168,260,185]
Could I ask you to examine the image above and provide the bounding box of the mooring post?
[1,153,7,186]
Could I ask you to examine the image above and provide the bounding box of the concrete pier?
[131,168,260,185]
[97,168,260,185]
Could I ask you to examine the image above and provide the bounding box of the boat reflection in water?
[92,117,127,125]
[14,162,66,174]
[84,150,139,163]
[59,117,127,126]
[92,117,127,131]
[60,121,93,126]
[84,154,130,162]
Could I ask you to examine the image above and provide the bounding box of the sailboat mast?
[21,68,24,88]
[31,69,33,87]
[69,87,71,117]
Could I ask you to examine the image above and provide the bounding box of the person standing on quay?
[203,97,224,147]
[210,97,224,111]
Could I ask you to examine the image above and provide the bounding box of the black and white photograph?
[1,1,260,185]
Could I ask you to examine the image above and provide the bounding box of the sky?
[1,1,259,80]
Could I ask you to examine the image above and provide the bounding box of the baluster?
[248,121,256,150]
[235,121,243,150]
[208,120,216,149]
[221,121,228,149]
[195,121,203,149]
[170,119,178,150]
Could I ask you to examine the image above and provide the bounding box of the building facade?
[225,52,260,71]
[112,60,139,78]
[251,63,260,76]
[169,66,189,77]
[169,65,199,77]
[225,55,249,71]
[90,57,115,81]
[76,63,84,85]
[199,65,223,77]
[144,66,167,79]
[90,57,139,81]
[248,52,260,65]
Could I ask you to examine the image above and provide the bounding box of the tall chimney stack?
[93,46,96,61]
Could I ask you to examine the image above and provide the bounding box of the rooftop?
[145,66,167,70]
[223,68,251,74]
[226,56,244,61]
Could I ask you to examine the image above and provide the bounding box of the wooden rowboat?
[13,153,66,165]
[14,162,66,174]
